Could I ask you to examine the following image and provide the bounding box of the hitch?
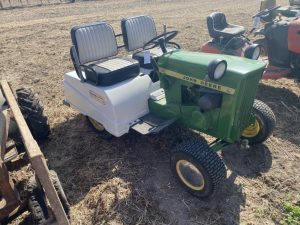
[240,139,250,149]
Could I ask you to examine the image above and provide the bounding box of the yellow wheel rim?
[242,119,261,138]
[88,117,105,132]
[176,160,205,191]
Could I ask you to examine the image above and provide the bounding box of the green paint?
[149,50,266,144]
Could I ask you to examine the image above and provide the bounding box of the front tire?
[170,138,226,199]
[242,100,276,145]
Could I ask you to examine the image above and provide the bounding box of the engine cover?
[266,20,290,67]
[64,71,159,137]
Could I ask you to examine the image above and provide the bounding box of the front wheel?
[242,100,276,145]
[170,138,226,199]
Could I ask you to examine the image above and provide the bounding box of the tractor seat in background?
[70,22,140,86]
[121,15,176,69]
[207,12,245,40]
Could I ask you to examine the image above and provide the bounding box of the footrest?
[131,113,176,135]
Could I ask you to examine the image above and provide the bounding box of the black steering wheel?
[143,31,178,53]
[252,5,281,18]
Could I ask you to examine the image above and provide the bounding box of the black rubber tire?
[27,176,49,225]
[49,170,70,217]
[170,138,226,199]
[243,99,276,145]
[16,88,50,140]
[86,116,113,140]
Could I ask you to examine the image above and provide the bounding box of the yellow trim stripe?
[159,67,236,95]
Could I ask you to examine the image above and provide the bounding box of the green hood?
[158,50,266,78]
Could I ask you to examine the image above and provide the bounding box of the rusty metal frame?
[0,107,21,220]
[0,80,70,225]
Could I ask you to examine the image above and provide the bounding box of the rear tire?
[16,88,50,140]
[27,176,49,225]
[86,116,113,140]
[49,170,70,217]
[242,99,276,145]
[170,138,226,199]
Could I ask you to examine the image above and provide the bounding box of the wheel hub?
[176,160,205,191]
[242,119,260,138]
[88,117,105,132]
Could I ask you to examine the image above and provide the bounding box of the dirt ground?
[1,0,300,224]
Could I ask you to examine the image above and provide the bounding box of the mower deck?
[263,64,291,79]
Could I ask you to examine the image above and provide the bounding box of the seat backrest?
[121,15,157,51]
[71,22,118,64]
[207,12,228,38]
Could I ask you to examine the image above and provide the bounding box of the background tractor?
[259,0,300,18]
[0,81,70,225]
[64,17,276,199]
[201,3,300,80]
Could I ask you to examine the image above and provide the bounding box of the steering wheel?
[143,31,178,53]
[252,5,281,18]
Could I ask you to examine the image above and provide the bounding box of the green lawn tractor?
[64,16,276,199]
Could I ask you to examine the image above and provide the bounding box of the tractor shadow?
[256,83,300,146]
[38,114,246,225]
[222,144,272,178]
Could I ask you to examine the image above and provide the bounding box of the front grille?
[237,73,261,131]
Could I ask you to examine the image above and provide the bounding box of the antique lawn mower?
[259,0,300,18]
[201,6,300,80]
[0,81,70,225]
[64,16,276,199]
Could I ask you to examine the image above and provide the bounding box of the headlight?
[208,59,227,81]
[244,44,261,60]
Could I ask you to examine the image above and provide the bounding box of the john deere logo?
[159,67,235,95]
[183,75,197,83]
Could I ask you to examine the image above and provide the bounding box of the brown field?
[1,0,300,224]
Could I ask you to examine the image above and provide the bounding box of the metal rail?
[0,80,70,225]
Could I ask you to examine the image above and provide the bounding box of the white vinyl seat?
[121,15,176,69]
[70,22,140,86]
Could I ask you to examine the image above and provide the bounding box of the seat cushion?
[133,47,175,69]
[207,12,245,39]
[84,58,140,86]
[218,24,245,39]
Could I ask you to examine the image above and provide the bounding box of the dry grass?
[0,0,300,224]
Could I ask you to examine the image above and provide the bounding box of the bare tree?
[0,0,3,9]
